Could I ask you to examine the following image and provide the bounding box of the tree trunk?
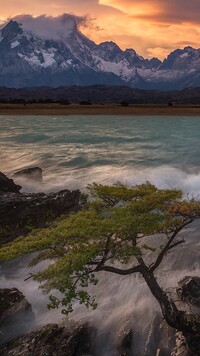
[140,265,200,337]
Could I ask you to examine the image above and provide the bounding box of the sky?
[0,0,200,59]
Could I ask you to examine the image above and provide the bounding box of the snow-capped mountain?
[0,20,124,87]
[0,19,200,90]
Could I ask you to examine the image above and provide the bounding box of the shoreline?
[1,103,200,115]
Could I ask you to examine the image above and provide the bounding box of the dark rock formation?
[144,314,176,356]
[0,172,21,193]
[0,322,96,356]
[171,276,200,356]
[13,167,43,182]
[171,332,190,356]
[0,171,80,244]
[0,288,34,345]
[171,331,200,356]
[0,288,32,326]
[177,276,200,307]
[119,329,133,355]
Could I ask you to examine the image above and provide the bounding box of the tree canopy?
[1,182,200,337]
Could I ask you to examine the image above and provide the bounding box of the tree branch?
[96,264,141,275]
[150,219,192,272]
[167,239,185,251]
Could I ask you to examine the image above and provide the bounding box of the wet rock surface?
[171,331,200,356]
[171,332,190,356]
[0,171,80,244]
[0,288,34,345]
[144,314,176,356]
[0,288,32,326]
[13,167,43,182]
[177,276,200,308]
[120,329,133,355]
[0,322,96,356]
[0,172,21,193]
[172,276,200,356]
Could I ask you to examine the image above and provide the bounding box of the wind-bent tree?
[1,182,200,348]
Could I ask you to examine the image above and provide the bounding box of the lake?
[1,115,200,195]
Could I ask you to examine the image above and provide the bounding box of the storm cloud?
[11,14,91,40]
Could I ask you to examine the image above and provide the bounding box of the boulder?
[177,276,200,307]
[0,171,81,244]
[0,288,32,326]
[0,322,96,356]
[0,288,34,344]
[13,167,43,182]
[0,172,21,193]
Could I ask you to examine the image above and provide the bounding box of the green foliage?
[0,182,199,315]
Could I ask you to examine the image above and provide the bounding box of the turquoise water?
[1,115,200,193]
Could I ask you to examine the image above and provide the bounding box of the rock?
[14,167,43,182]
[0,190,80,244]
[0,288,32,326]
[119,329,133,355]
[0,288,34,345]
[171,332,189,356]
[172,277,200,356]
[185,334,200,355]
[0,322,96,356]
[0,172,21,193]
[177,276,200,307]
[0,171,81,244]
[171,331,200,356]
[144,314,176,356]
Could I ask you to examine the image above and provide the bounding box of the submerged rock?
[0,322,96,356]
[177,276,200,307]
[13,167,43,182]
[0,171,80,244]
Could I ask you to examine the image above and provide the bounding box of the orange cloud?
[100,0,161,16]
[1,0,200,60]
[102,0,200,24]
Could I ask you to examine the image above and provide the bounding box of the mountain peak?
[98,41,121,51]
[0,18,200,90]
[1,20,23,40]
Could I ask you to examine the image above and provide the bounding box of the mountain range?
[1,19,200,90]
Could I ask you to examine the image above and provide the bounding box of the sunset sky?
[1,0,200,59]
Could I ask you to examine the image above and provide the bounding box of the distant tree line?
[0,98,97,105]
[0,98,71,105]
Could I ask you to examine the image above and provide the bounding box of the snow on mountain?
[0,19,200,89]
